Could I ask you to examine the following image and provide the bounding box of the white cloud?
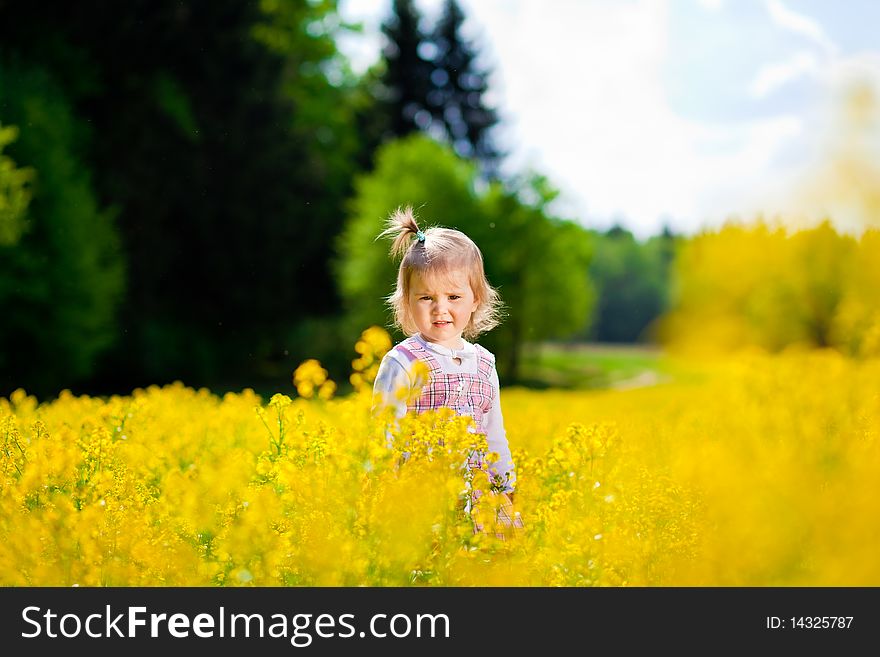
[749,51,819,98]
[765,0,838,56]
[461,0,695,234]
[463,0,813,236]
[697,115,805,223]
[696,0,724,11]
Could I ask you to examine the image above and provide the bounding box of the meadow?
[2,327,878,587]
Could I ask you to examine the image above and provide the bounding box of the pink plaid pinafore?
[393,336,496,434]
[393,336,523,540]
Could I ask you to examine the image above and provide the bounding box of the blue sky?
[338,0,880,238]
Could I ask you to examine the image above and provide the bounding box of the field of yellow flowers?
[2,327,879,587]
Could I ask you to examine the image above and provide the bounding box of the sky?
[337,0,880,238]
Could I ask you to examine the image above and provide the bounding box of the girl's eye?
[420,296,432,301]
[449,295,460,300]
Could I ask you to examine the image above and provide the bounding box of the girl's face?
[408,269,479,349]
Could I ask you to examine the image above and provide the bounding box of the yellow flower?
[268,393,292,410]
[318,381,337,401]
[293,359,332,399]
[350,326,393,393]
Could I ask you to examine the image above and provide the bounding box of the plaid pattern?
[395,336,496,434]
[472,492,525,541]
[390,337,524,541]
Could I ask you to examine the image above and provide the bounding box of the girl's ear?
[468,282,480,314]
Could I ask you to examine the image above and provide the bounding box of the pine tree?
[431,0,501,177]
[380,0,434,137]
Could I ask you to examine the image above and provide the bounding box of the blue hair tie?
[416,230,426,243]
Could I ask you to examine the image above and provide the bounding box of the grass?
[198,342,678,400]
[518,341,674,390]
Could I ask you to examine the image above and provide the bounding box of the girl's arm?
[372,353,415,461]
[371,352,410,421]
[482,366,516,494]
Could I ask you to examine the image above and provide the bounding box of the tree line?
[0,0,675,398]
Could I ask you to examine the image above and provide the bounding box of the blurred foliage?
[584,225,679,343]
[0,60,125,397]
[0,0,372,393]
[335,134,594,382]
[0,123,34,246]
[657,219,880,358]
[478,174,595,379]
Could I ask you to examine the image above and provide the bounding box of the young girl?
[371,206,520,538]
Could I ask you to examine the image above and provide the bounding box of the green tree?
[0,123,34,246]
[336,135,594,381]
[640,225,680,340]
[335,133,482,341]
[0,61,124,397]
[478,175,594,377]
[586,225,674,343]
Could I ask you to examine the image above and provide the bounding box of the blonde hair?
[377,205,503,339]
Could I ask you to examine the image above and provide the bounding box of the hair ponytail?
[376,205,424,260]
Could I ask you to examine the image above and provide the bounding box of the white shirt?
[372,333,516,493]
